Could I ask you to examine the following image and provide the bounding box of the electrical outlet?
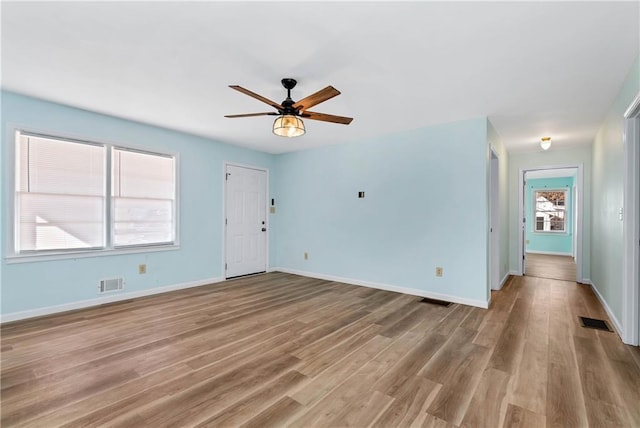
[435,267,443,277]
[304,252,308,260]
[139,264,147,274]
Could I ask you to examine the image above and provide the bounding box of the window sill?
[4,244,180,264]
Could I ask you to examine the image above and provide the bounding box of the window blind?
[112,148,175,247]
[16,134,106,251]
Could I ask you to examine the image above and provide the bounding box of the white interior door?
[225,164,267,278]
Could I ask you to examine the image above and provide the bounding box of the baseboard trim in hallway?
[590,279,625,340]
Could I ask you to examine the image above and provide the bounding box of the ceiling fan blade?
[302,111,353,125]
[229,85,283,110]
[293,86,340,111]
[224,112,278,118]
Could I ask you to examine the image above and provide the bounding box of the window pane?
[16,134,105,251]
[534,190,566,232]
[112,148,175,247]
[19,193,104,250]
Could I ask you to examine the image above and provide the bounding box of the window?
[112,148,175,247]
[534,190,567,232]
[16,134,106,251]
[14,131,176,255]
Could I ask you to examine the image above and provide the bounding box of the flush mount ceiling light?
[225,78,353,138]
[540,136,552,150]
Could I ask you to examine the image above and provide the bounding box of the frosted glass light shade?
[540,137,551,150]
[273,115,305,137]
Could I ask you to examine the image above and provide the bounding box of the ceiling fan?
[225,78,353,137]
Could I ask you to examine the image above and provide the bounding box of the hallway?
[525,252,577,282]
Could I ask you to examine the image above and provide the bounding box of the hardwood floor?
[525,253,577,282]
[2,272,639,427]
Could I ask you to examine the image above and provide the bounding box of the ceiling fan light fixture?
[273,114,305,138]
[540,136,552,150]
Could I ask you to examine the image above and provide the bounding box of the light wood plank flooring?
[2,272,639,427]
[525,252,577,282]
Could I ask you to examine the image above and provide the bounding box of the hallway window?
[534,190,567,232]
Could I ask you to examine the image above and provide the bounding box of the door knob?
[261,228,267,232]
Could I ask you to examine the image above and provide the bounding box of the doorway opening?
[517,166,583,283]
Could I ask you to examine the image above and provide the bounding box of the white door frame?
[517,164,583,282]
[489,148,501,290]
[222,162,269,279]
[622,92,640,346]
[573,183,578,258]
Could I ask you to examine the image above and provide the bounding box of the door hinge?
[523,254,525,260]
[225,218,227,225]
[225,263,227,270]
[226,172,231,180]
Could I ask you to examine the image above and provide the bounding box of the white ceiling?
[2,2,638,154]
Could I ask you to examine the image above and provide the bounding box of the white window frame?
[533,188,568,234]
[111,146,177,249]
[6,128,180,263]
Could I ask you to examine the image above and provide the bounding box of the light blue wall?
[525,177,574,254]
[1,92,495,316]
[1,91,276,315]
[272,117,490,306]
[508,147,592,280]
[592,55,640,322]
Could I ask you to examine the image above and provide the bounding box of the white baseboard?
[272,267,489,309]
[509,270,521,276]
[500,273,511,287]
[525,250,573,256]
[1,276,224,323]
[589,280,624,338]
[492,272,512,291]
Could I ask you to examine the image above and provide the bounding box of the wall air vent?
[98,278,124,293]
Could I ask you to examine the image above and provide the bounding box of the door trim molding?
[517,164,584,283]
[622,91,640,345]
[489,146,501,290]
[222,162,269,279]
